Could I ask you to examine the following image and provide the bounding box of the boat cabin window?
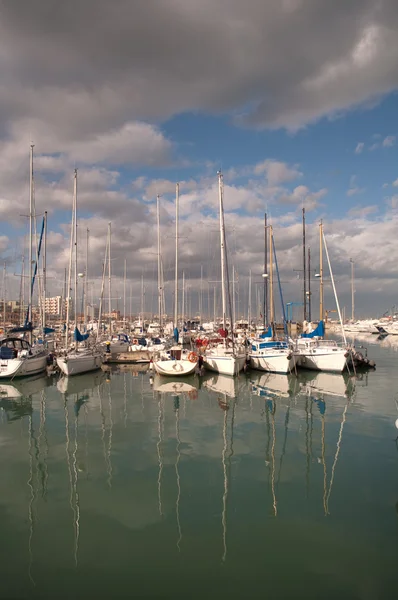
[170,348,182,360]
[0,338,30,350]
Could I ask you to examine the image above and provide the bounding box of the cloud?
[382,135,396,147]
[393,179,398,187]
[347,175,365,196]
[347,204,378,217]
[0,0,396,134]
[254,160,302,185]
[355,142,365,154]
[278,185,327,211]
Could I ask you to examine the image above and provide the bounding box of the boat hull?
[249,351,296,374]
[0,353,48,379]
[56,352,103,376]
[203,353,246,377]
[152,359,197,377]
[295,349,347,372]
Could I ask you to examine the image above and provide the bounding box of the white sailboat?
[153,184,198,377]
[56,170,103,377]
[0,145,47,379]
[203,172,246,377]
[249,225,296,374]
[294,221,349,373]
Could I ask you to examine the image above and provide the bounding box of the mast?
[232,266,236,330]
[263,213,268,328]
[350,258,355,321]
[302,208,307,321]
[182,272,185,329]
[156,194,162,331]
[200,265,203,324]
[65,175,75,350]
[218,171,227,332]
[108,222,112,335]
[319,220,324,321]
[85,228,89,326]
[269,225,274,325]
[73,170,78,350]
[43,211,47,333]
[308,247,311,322]
[248,269,252,330]
[123,257,127,329]
[174,183,179,330]
[2,262,6,331]
[29,144,34,342]
[20,255,25,326]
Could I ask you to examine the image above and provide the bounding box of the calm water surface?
[0,334,398,599]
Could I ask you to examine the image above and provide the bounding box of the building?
[44,296,67,316]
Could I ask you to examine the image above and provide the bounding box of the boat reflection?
[0,374,51,422]
[202,373,245,399]
[57,369,107,395]
[0,373,51,400]
[152,374,199,397]
[297,371,355,399]
[250,371,299,399]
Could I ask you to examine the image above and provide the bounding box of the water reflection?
[0,361,396,597]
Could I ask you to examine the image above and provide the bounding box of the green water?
[0,336,397,599]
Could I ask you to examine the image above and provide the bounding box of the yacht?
[249,339,296,374]
[0,337,48,379]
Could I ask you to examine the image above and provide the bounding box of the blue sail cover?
[74,327,89,342]
[301,320,325,338]
[259,325,272,338]
[44,327,55,335]
[173,327,179,343]
[9,323,33,333]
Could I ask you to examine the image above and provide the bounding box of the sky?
[0,0,398,321]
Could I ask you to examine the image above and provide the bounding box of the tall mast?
[43,211,47,333]
[65,195,75,350]
[350,258,355,321]
[2,262,6,332]
[218,171,227,331]
[269,225,274,325]
[73,170,78,350]
[20,255,25,325]
[156,194,162,331]
[308,247,311,322]
[123,257,127,328]
[174,183,179,330]
[319,220,324,321]
[108,222,112,334]
[29,144,34,341]
[140,273,144,326]
[182,271,185,327]
[263,212,268,328]
[200,265,203,324]
[302,208,307,321]
[232,266,236,329]
[248,269,252,329]
[85,228,89,326]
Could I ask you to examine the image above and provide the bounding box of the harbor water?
[0,334,397,599]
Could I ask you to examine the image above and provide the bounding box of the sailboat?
[249,225,296,374]
[0,145,48,379]
[294,222,349,372]
[56,170,103,376]
[203,172,246,377]
[153,184,198,376]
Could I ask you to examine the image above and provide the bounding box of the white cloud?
[254,160,302,185]
[382,135,396,147]
[279,185,327,211]
[355,142,364,154]
[393,178,398,187]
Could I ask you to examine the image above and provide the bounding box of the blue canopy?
[173,327,179,344]
[259,325,272,338]
[74,327,89,342]
[44,327,55,335]
[301,320,325,338]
